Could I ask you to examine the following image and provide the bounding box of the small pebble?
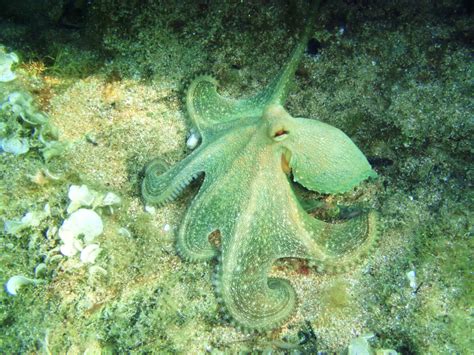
[145,205,156,214]
[186,131,200,150]
[118,227,132,238]
[406,270,417,290]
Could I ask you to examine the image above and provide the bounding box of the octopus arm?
[291,208,378,273]
[185,37,309,138]
[175,168,249,261]
[211,158,332,331]
[175,125,263,261]
[276,180,378,273]
[215,185,299,332]
[142,148,206,206]
[185,75,264,136]
[175,180,219,261]
[142,122,255,206]
[215,246,297,332]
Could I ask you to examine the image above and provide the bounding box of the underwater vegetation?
[0,47,68,160]
[0,47,18,82]
[0,0,472,353]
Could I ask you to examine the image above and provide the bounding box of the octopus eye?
[273,129,289,141]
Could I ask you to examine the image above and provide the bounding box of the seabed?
[0,1,472,353]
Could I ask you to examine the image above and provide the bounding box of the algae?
[0,0,472,353]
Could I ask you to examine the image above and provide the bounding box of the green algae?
[0,0,472,353]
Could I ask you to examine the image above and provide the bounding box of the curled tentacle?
[276,178,378,273]
[185,75,268,137]
[214,249,297,332]
[304,211,378,273]
[142,120,257,207]
[142,152,204,206]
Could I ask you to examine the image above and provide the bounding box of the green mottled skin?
[142,31,377,331]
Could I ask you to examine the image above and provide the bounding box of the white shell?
[80,244,101,264]
[59,208,103,245]
[145,205,156,214]
[60,240,80,257]
[5,275,36,296]
[118,227,132,238]
[101,192,121,206]
[67,185,96,213]
[4,208,48,235]
[1,137,29,155]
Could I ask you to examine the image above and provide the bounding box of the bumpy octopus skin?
[142,35,378,331]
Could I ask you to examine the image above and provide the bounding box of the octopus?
[142,25,378,332]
